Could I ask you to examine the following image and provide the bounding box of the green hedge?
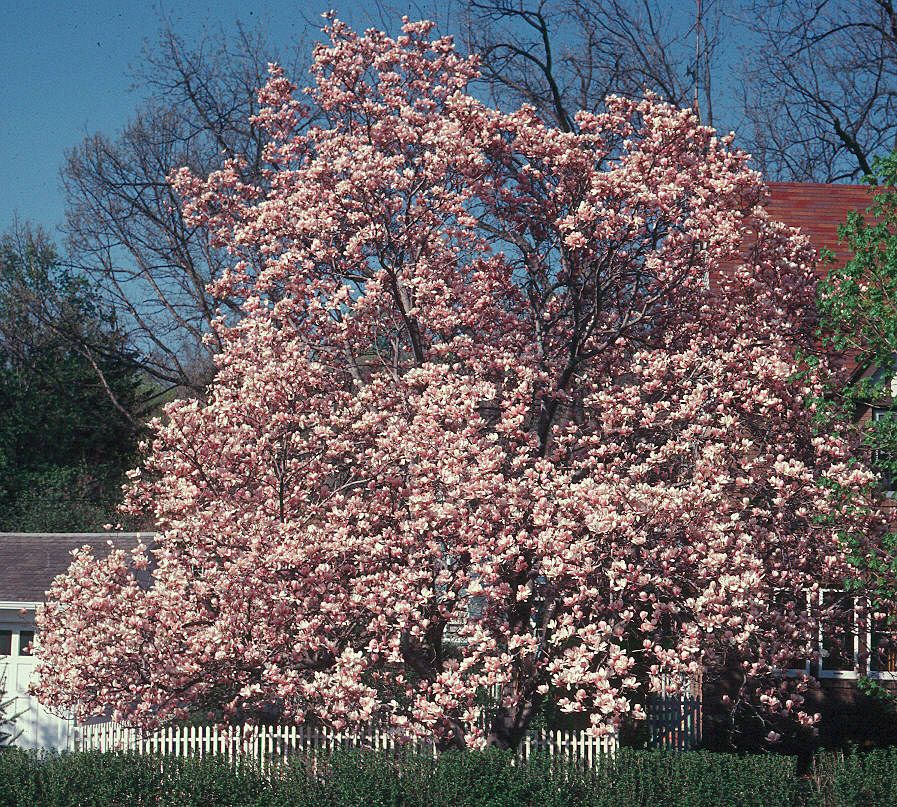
[2,747,897,807]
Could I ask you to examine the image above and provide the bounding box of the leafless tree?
[57,1,897,405]
[465,0,722,131]
[742,0,897,183]
[62,23,310,396]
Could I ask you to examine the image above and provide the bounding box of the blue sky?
[1,1,740,238]
[0,0,393,233]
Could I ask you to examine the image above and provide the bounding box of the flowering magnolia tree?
[35,18,895,750]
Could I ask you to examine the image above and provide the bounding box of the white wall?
[1,607,78,749]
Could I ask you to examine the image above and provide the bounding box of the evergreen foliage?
[0,227,143,531]
[817,154,897,683]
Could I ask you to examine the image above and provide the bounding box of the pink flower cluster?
[33,17,895,750]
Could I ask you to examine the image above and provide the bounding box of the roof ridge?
[767,181,872,191]
[0,532,156,539]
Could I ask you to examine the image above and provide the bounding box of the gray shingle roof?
[0,533,152,604]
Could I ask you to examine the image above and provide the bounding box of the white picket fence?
[75,671,702,767]
[77,721,619,772]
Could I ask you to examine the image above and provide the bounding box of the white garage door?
[1,619,78,749]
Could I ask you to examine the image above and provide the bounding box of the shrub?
[0,748,39,807]
[809,748,897,807]
[608,750,799,807]
[3,746,897,806]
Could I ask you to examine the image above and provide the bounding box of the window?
[772,589,811,675]
[819,590,858,678]
[871,408,897,494]
[0,630,10,656]
[774,590,897,680]
[868,606,897,679]
[18,630,34,656]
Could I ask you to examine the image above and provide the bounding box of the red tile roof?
[759,183,878,380]
[765,182,874,272]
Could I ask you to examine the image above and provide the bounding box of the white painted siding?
[0,607,78,749]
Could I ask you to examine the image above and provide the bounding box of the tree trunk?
[486,689,541,750]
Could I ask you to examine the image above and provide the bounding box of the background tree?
[818,154,897,470]
[817,151,897,586]
[742,0,897,183]
[0,225,144,531]
[465,0,721,131]
[53,1,897,418]
[466,0,897,182]
[35,19,895,750]
[62,23,309,395]
[815,153,897,707]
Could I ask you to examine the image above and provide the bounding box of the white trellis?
[648,672,703,750]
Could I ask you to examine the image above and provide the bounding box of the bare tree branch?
[62,23,312,394]
[741,0,897,182]
[466,0,722,128]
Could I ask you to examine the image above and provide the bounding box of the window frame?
[865,603,897,681]
[17,629,35,657]
[772,589,897,681]
[773,588,812,677]
[0,626,37,659]
[818,589,860,680]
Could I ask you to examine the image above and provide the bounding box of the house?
[0,532,146,748]
[701,181,897,751]
[764,183,897,748]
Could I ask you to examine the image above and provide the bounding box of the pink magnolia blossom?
[33,17,895,750]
